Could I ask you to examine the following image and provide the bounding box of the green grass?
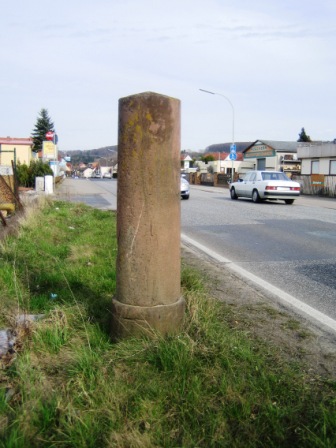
[0,199,336,447]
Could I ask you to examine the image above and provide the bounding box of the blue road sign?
[230,143,236,153]
[229,153,237,161]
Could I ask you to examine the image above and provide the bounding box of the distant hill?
[60,145,118,165]
[60,142,255,166]
[205,142,253,153]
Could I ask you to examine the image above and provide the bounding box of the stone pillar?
[112,92,184,339]
[35,176,45,192]
[44,175,54,195]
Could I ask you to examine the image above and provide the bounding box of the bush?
[16,160,53,188]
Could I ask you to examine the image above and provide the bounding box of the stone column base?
[111,297,185,340]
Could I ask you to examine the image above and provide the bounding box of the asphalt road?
[56,178,336,331]
[56,177,117,210]
[181,185,336,331]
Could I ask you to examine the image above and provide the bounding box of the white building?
[297,142,336,176]
[83,168,94,178]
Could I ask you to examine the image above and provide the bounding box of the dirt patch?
[182,244,336,379]
[0,210,25,241]
[0,192,39,241]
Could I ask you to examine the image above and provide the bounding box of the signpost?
[46,131,54,141]
[230,144,237,159]
[199,89,236,182]
[42,141,56,159]
[229,144,237,180]
[44,131,58,188]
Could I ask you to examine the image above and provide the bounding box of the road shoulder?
[182,244,336,379]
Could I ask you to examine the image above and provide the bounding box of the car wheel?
[182,195,189,200]
[230,188,238,200]
[252,189,260,203]
[284,199,294,204]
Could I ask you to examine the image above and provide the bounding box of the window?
[330,160,336,175]
[311,160,319,174]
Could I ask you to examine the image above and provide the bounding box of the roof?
[205,152,229,161]
[225,152,244,161]
[0,137,33,146]
[181,154,192,161]
[244,140,298,153]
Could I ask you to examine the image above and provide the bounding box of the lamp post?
[200,88,236,182]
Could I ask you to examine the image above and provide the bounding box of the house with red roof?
[197,151,252,178]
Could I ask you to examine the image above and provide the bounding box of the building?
[195,142,252,177]
[181,154,193,171]
[243,140,301,175]
[83,167,94,178]
[296,141,336,196]
[0,137,33,166]
[297,142,336,176]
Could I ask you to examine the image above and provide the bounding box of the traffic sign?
[46,131,54,141]
[43,141,56,159]
[229,153,237,161]
[230,143,236,153]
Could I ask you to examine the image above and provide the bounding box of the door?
[245,171,257,197]
[257,158,266,170]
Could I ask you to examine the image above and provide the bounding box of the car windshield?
[261,172,290,181]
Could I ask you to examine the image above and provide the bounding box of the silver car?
[230,171,300,204]
[181,176,190,200]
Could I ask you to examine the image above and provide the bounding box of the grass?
[0,198,336,447]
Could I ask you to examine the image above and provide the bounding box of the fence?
[0,163,22,226]
[187,172,231,188]
[293,175,336,197]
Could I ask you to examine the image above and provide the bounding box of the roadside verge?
[181,237,336,379]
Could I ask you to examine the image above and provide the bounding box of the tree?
[31,108,55,153]
[297,127,311,142]
[201,155,215,164]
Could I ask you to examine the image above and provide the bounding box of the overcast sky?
[2,0,335,152]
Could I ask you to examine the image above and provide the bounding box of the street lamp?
[200,88,236,181]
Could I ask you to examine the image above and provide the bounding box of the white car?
[181,176,190,200]
[230,171,300,204]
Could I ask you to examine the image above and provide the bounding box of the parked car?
[181,176,190,200]
[230,171,300,204]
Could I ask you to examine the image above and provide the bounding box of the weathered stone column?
[112,92,185,339]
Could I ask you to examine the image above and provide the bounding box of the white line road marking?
[181,233,336,334]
